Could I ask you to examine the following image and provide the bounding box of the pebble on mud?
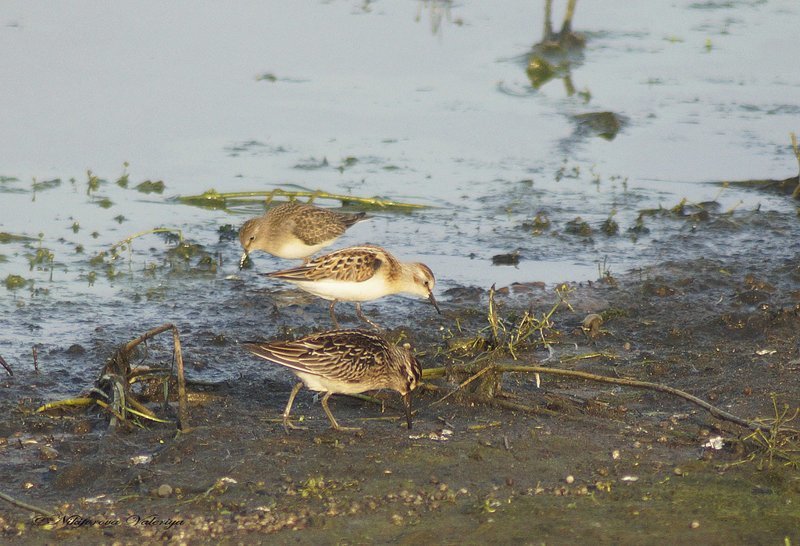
[39,445,58,460]
[581,314,603,337]
[157,484,173,498]
[565,475,575,484]
[690,520,700,529]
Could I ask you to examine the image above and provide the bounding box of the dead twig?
[117,322,189,430]
[0,490,54,517]
[37,323,190,431]
[177,188,430,211]
[424,361,767,433]
[0,354,11,376]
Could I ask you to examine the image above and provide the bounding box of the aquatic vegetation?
[572,111,624,141]
[491,251,520,266]
[337,156,358,173]
[521,212,551,235]
[31,178,61,192]
[439,284,570,366]
[177,187,431,211]
[94,196,114,209]
[135,180,165,194]
[294,157,329,170]
[601,212,619,235]
[741,395,800,469]
[565,216,592,236]
[526,56,557,89]
[0,232,36,244]
[256,72,277,82]
[4,274,28,290]
[116,162,130,188]
[86,170,105,194]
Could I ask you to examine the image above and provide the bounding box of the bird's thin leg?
[321,392,361,432]
[355,303,382,330]
[282,382,307,432]
[329,300,340,329]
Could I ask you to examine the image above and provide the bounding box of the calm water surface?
[1,1,798,383]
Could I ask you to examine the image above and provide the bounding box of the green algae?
[135,180,165,194]
[4,274,28,290]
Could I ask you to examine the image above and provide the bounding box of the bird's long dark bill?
[428,292,441,314]
[403,392,413,430]
[239,251,249,270]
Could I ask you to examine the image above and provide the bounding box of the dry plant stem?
[425,363,766,433]
[562,0,577,34]
[0,354,11,376]
[428,365,495,408]
[179,188,429,210]
[36,397,95,412]
[121,323,189,430]
[94,399,134,427]
[108,228,184,256]
[500,363,765,432]
[0,490,54,517]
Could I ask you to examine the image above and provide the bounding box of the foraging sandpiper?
[262,244,440,328]
[239,202,369,267]
[242,329,422,432]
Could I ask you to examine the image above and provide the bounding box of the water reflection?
[415,0,457,36]
[526,0,586,95]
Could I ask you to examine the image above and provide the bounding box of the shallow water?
[1,2,799,387]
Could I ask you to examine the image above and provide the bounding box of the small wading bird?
[261,244,440,329]
[242,329,422,432]
[238,202,370,267]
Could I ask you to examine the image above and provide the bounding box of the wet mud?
[1,234,798,543]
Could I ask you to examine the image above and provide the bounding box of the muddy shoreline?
[2,248,799,544]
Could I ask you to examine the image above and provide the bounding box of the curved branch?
[423,362,767,432]
[0,490,53,517]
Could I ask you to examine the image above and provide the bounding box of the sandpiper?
[262,244,440,328]
[239,202,369,267]
[242,329,422,432]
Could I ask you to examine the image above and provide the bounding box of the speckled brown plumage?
[263,244,391,283]
[242,329,422,431]
[261,245,440,329]
[238,202,369,264]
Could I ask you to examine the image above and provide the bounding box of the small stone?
[65,344,86,356]
[612,450,621,460]
[690,520,700,529]
[565,475,575,484]
[157,484,173,498]
[673,467,684,476]
[39,445,59,461]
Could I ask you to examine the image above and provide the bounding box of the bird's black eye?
[249,236,255,242]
